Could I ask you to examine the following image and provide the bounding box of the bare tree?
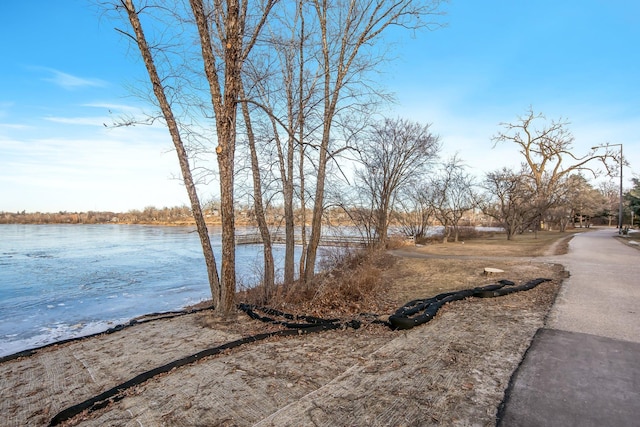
[302,0,446,282]
[598,180,621,226]
[355,118,440,245]
[189,0,281,313]
[546,174,606,231]
[117,0,221,308]
[395,186,435,240]
[239,85,275,296]
[239,0,319,286]
[240,0,446,283]
[112,0,446,302]
[492,108,613,237]
[426,155,476,243]
[480,167,537,240]
[113,0,278,314]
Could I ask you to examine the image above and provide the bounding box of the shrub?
[415,234,442,245]
[456,226,481,240]
[237,247,396,317]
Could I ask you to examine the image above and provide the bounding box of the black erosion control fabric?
[388,278,550,330]
[48,277,550,426]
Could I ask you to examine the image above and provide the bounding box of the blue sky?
[1,0,638,212]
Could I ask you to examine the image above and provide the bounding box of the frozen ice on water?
[0,223,293,358]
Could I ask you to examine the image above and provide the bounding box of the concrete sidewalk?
[498,228,640,426]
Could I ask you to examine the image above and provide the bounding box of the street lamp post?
[592,143,623,233]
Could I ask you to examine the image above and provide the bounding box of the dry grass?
[238,248,398,318]
[410,229,587,257]
[236,229,573,319]
[383,257,566,307]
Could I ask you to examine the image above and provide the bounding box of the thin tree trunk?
[282,42,297,285]
[240,86,275,297]
[266,113,295,286]
[297,0,307,281]
[303,1,334,283]
[376,205,389,247]
[298,137,307,280]
[122,0,220,306]
[304,122,330,283]
[283,143,295,284]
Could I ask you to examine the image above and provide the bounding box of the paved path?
[498,228,640,426]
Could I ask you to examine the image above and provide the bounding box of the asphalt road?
[498,228,640,427]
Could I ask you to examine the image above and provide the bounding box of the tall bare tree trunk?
[122,0,221,307]
[189,0,277,312]
[304,121,332,283]
[282,134,296,285]
[297,6,308,281]
[303,0,333,283]
[283,67,297,285]
[284,179,295,283]
[298,140,307,280]
[265,111,296,285]
[240,86,275,296]
[302,0,443,281]
[190,0,242,314]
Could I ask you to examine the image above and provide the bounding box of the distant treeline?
[0,205,318,226]
[0,205,609,233]
[0,206,206,225]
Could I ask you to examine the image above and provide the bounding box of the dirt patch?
[0,249,567,426]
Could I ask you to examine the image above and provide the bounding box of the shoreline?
[1,230,580,425]
[0,304,215,363]
[1,267,563,426]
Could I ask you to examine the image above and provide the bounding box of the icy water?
[0,224,293,357]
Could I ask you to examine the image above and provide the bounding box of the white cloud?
[44,116,106,126]
[387,93,640,188]
[82,102,142,114]
[390,99,522,177]
[0,123,30,131]
[0,125,204,212]
[42,68,107,90]
[42,102,157,129]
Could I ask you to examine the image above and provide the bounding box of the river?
[0,223,304,357]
